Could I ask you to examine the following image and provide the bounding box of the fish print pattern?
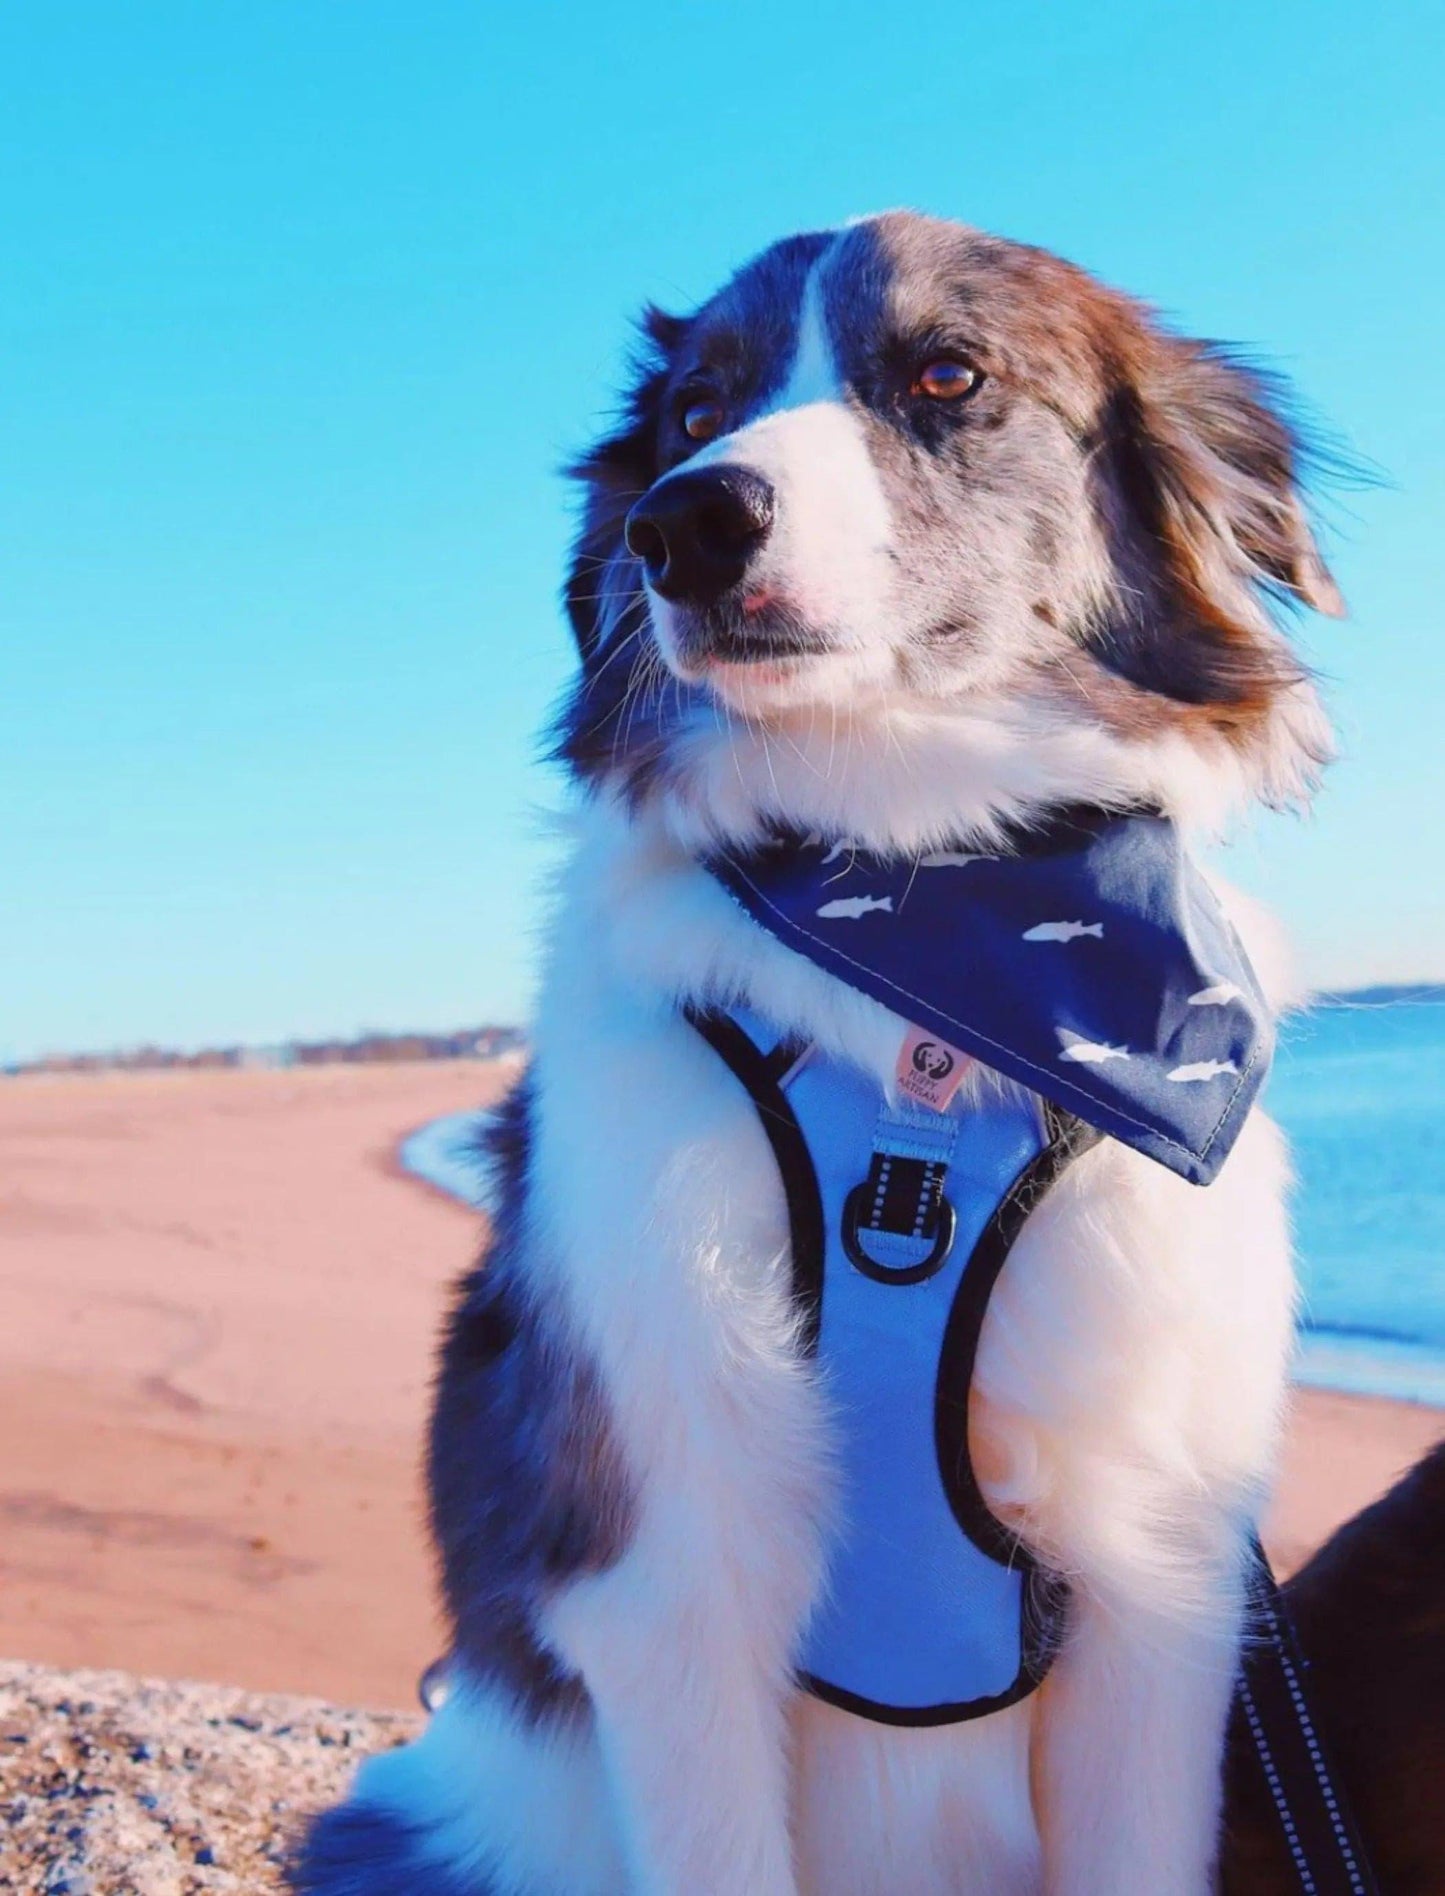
[707,812,1271,1185]
[1022,920,1105,943]
[1167,1059,1240,1083]
[817,895,896,921]
[1057,1033,1132,1065]
[1187,981,1243,1007]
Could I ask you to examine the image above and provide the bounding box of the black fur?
[289,1801,499,1895]
[427,1079,635,1726]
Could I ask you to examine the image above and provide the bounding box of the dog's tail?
[286,1675,625,1896]
[1223,1439,1445,1892]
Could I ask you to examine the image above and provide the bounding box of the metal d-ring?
[842,1183,957,1286]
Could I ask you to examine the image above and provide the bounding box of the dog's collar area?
[703,807,1272,1185]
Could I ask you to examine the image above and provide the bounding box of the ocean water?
[1271,999,1445,1404]
[400,1110,496,1213]
[402,999,1445,1406]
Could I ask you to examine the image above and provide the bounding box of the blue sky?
[4,1,1442,1060]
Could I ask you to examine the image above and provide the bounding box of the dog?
[291,211,1348,1895]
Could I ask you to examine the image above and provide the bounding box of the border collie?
[292,211,1344,1895]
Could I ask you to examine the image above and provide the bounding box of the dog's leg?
[979,1124,1296,1896]
[546,1560,803,1896]
[525,938,830,1896]
[532,1138,822,1896]
[1034,1570,1247,1896]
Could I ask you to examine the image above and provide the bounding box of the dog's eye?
[912,359,982,401]
[682,397,725,441]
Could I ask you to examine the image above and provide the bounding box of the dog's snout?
[625,467,775,606]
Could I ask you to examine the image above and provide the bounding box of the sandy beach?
[0,1062,1439,1711]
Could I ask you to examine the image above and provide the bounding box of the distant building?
[6,1025,525,1077]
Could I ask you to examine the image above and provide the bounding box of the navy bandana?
[705,811,1272,1186]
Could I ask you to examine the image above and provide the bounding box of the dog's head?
[558,213,1341,849]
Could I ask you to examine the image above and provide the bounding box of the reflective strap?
[1240,1542,1379,1896]
[841,1100,964,1285]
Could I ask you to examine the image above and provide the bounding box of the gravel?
[0,1661,419,1895]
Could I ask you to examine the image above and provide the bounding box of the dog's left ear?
[1123,336,1345,631]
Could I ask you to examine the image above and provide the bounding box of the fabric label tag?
[895,1025,972,1112]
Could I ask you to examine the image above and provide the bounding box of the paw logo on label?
[911,1040,956,1083]
[896,1025,971,1111]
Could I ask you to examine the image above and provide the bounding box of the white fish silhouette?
[1022,920,1105,943]
[919,851,1000,869]
[1167,1059,1239,1083]
[817,894,894,921]
[1187,981,1243,1007]
[1057,1034,1132,1065]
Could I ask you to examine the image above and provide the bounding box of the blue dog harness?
[689,809,1273,1725]
[692,1007,1091,1724]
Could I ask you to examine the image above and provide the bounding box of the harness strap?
[844,1099,964,1285]
[1239,1541,1380,1895]
[684,1005,825,1352]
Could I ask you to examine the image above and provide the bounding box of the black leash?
[1238,1540,1380,1895]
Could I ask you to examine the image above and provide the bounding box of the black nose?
[625,466,775,606]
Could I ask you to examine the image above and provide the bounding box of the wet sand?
[0,1062,1438,1709]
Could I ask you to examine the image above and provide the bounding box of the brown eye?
[913,359,982,401]
[682,397,725,441]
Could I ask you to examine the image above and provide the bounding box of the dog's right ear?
[563,307,682,668]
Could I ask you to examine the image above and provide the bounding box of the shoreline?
[0,1061,1437,1709]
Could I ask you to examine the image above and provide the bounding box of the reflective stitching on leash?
[1239,1674,1317,1895]
[1255,1589,1369,1894]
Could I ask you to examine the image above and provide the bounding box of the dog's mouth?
[660,595,834,688]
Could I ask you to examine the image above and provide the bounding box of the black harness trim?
[684,1006,825,1355]
[797,1637,1055,1730]
[934,1104,1100,1571]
